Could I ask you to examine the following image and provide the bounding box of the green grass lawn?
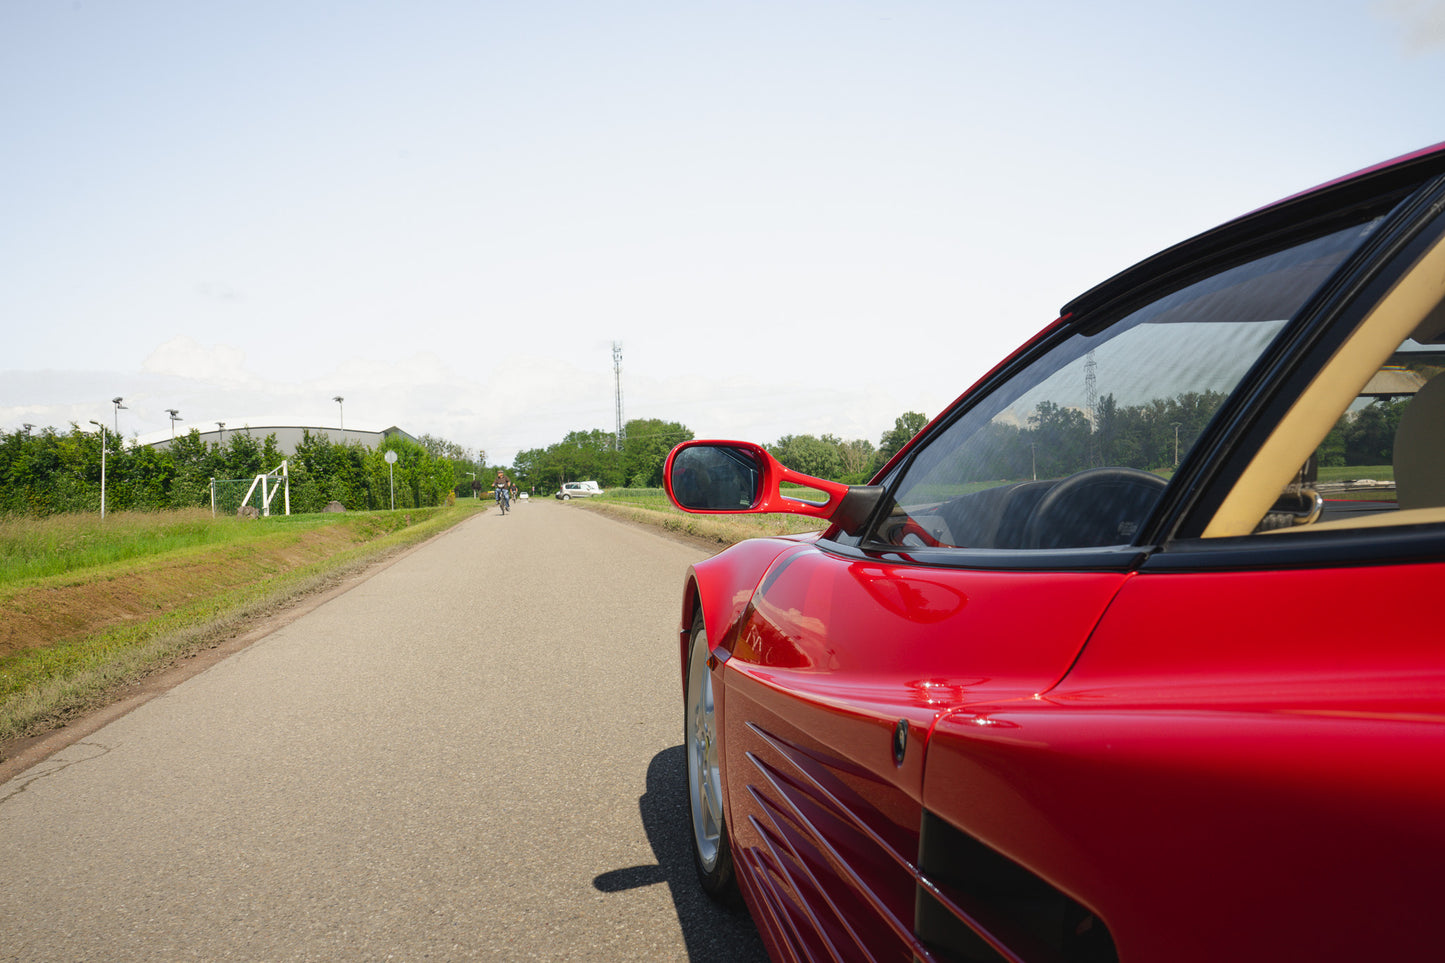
[1317,464,1393,483]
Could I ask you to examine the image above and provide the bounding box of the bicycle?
[494,486,510,514]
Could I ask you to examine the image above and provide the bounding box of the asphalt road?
[0,499,768,962]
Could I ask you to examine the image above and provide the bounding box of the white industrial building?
[146,424,419,455]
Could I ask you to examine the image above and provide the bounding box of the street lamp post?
[88,420,107,519]
[1172,422,1183,467]
[334,396,344,433]
[216,421,226,444]
[112,396,126,436]
[167,409,181,440]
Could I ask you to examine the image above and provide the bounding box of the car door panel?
[920,558,1445,962]
[716,543,1130,961]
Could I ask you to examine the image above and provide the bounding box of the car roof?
[1061,142,1445,322]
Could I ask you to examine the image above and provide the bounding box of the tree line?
[508,418,695,494]
[502,413,933,496]
[0,426,463,516]
[0,411,934,518]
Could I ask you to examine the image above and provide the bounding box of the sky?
[4,1,1445,466]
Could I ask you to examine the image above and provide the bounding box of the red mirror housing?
[664,440,885,535]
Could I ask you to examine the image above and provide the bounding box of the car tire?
[685,606,737,900]
[562,494,571,500]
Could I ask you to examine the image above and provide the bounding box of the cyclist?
[493,470,512,514]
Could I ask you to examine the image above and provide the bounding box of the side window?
[870,218,1384,552]
[1204,225,1445,537]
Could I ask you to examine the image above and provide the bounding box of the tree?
[769,434,845,480]
[879,412,928,463]
[1344,399,1406,466]
[836,437,877,481]
[417,433,471,462]
[623,418,693,488]
[1027,400,1092,478]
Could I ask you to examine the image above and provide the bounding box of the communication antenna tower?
[613,341,625,450]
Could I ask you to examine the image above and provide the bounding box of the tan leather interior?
[1394,373,1445,510]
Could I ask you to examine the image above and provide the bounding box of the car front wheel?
[685,606,736,898]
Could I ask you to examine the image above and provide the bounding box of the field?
[0,502,484,754]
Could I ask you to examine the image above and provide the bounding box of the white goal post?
[211,460,290,517]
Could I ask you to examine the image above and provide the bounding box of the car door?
[918,172,1445,961]
[716,189,1422,961]
[718,547,1128,958]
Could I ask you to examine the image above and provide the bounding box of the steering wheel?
[1022,467,1168,550]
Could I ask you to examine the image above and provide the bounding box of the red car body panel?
[681,536,812,680]
[926,561,1445,961]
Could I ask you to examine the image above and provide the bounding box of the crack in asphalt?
[0,740,112,807]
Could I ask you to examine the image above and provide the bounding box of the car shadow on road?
[592,745,769,962]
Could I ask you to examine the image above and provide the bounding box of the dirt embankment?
[0,524,363,659]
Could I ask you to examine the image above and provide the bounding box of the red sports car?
[663,142,1445,962]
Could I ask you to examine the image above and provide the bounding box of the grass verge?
[0,502,482,756]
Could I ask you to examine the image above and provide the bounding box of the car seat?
[1393,372,1445,510]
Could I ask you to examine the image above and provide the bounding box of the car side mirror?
[663,440,886,537]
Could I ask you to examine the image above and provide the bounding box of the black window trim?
[815,536,1152,573]
[1145,523,1445,573]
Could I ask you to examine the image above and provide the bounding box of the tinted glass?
[872,219,1383,551]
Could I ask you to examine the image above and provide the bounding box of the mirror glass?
[671,445,763,511]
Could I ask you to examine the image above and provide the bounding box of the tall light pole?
[333,396,344,432]
[1172,422,1183,467]
[112,396,126,436]
[88,420,107,519]
[216,421,226,444]
[613,341,625,450]
[167,409,181,440]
